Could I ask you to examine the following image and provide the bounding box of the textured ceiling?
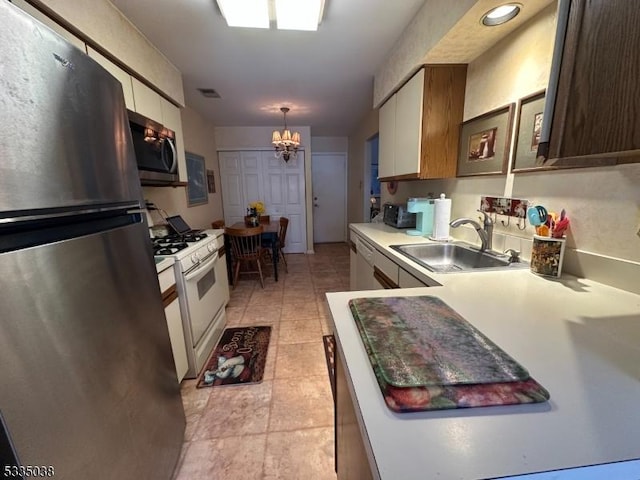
[425,0,555,63]
[111,0,555,136]
[111,0,426,136]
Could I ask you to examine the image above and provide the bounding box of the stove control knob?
[191,254,199,264]
[207,243,214,252]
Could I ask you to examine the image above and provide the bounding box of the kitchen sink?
[389,242,528,273]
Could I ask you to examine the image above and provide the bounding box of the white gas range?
[153,229,230,378]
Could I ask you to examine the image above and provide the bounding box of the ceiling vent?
[198,88,221,98]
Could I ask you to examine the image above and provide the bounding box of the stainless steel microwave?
[128,110,178,185]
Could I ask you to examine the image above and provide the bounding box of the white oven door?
[183,251,226,347]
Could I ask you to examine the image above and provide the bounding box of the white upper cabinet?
[87,47,134,110]
[378,69,423,180]
[378,65,467,180]
[378,95,396,178]
[131,77,163,123]
[394,69,424,177]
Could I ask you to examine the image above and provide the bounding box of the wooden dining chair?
[278,217,289,273]
[225,225,268,288]
[211,219,225,229]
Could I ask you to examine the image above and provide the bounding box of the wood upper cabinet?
[378,65,467,181]
[540,0,640,167]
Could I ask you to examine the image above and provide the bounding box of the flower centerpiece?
[246,201,265,226]
[249,201,265,215]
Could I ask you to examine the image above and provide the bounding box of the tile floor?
[173,243,350,479]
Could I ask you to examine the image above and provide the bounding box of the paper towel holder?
[429,193,453,242]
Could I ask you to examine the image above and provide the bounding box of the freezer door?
[0,2,141,213]
[0,223,185,480]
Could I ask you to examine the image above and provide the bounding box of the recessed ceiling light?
[481,4,521,26]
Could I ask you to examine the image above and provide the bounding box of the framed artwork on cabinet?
[185,152,208,207]
[457,103,515,177]
[512,90,546,171]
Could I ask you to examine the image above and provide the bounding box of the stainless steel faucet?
[449,210,494,251]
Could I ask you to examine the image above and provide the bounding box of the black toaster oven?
[382,203,416,229]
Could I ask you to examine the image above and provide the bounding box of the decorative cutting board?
[349,296,550,412]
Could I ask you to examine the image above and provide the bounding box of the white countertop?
[330,224,640,480]
[155,256,174,274]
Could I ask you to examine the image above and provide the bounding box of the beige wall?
[32,0,184,104]
[311,136,348,153]
[373,0,477,107]
[143,107,222,230]
[347,109,380,224]
[374,4,640,291]
[214,126,311,151]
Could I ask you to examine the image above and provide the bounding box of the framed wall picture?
[457,103,515,177]
[185,152,208,207]
[206,169,216,194]
[512,90,546,171]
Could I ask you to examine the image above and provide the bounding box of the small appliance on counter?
[383,203,416,229]
[406,197,435,236]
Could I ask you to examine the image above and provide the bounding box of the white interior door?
[262,151,307,254]
[218,151,244,225]
[219,150,307,253]
[312,153,346,243]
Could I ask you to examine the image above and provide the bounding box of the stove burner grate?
[152,232,209,256]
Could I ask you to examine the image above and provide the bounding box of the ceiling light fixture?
[481,4,521,26]
[272,107,301,162]
[216,0,324,31]
[217,0,269,28]
[275,0,324,31]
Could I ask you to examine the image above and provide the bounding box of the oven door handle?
[184,251,218,282]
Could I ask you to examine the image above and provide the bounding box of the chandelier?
[271,107,301,162]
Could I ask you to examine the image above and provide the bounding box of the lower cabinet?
[158,265,189,382]
[399,268,428,288]
[335,345,374,480]
[373,250,400,289]
[349,240,358,291]
[164,297,188,382]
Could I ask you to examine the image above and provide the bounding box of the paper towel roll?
[431,194,452,241]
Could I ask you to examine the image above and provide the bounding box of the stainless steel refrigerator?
[0,2,185,478]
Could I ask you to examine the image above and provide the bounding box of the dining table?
[225,221,280,285]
